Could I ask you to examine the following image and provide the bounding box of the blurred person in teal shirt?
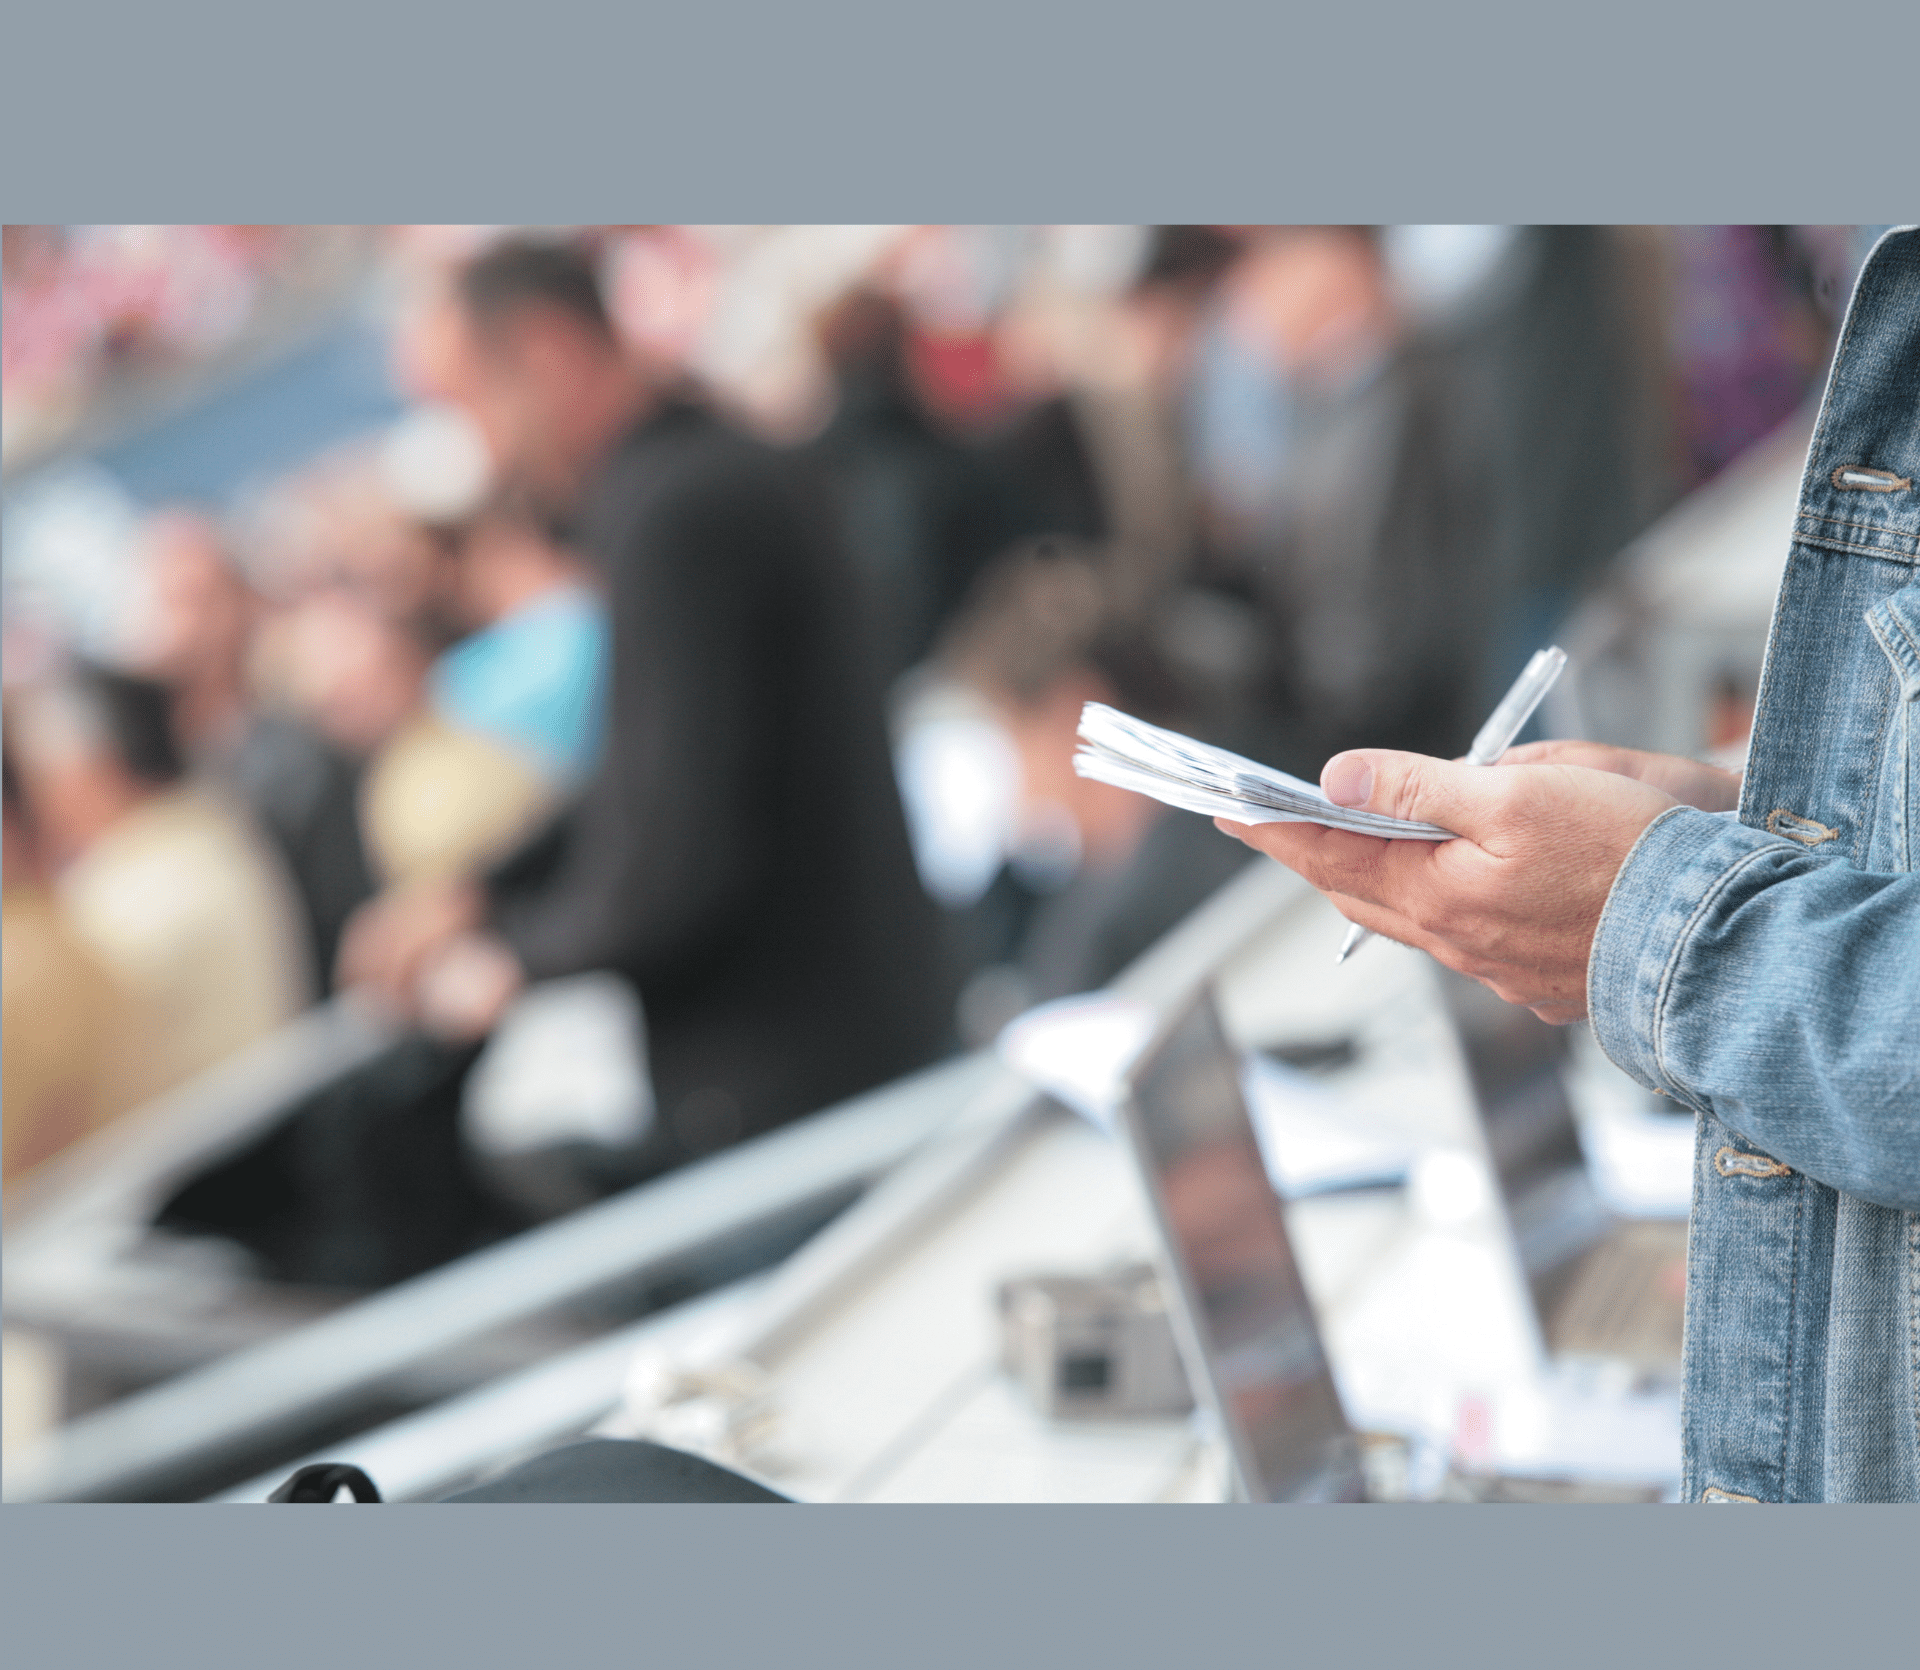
[429,499,609,789]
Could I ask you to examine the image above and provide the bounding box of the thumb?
[1321,749,1514,838]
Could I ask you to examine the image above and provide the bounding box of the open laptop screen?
[1436,967,1606,1285]
[1123,987,1362,1502]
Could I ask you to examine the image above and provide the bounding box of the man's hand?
[336,876,487,1016]
[414,930,526,1042]
[1217,748,1680,1023]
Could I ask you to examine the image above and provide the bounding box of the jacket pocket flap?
[1866,581,1920,698]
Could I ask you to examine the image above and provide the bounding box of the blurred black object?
[266,1439,792,1502]
[157,1036,523,1288]
[268,1462,382,1502]
[437,1438,791,1503]
[226,712,377,994]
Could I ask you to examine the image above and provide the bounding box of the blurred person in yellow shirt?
[1,753,145,1185]
[6,665,310,1112]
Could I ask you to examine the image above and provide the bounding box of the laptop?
[1120,986,1366,1502]
[1436,969,1687,1375]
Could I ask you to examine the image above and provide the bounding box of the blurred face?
[1225,229,1395,383]
[421,298,616,514]
[276,594,427,755]
[450,516,577,630]
[327,502,449,627]
[5,692,149,866]
[131,514,252,687]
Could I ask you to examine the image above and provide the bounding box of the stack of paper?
[1073,703,1455,839]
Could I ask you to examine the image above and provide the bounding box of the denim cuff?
[1586,805,1785,1110]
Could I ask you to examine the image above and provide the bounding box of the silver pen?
[1334,645,1569,964]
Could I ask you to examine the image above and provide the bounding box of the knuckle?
[1410,887,1468,940]
[1390,758,1434,824]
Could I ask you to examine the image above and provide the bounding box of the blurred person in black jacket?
[166,241,956,1288]
[343,238,955,1175]
[806,286,1016,685]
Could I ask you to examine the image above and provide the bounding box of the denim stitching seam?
[1740,557,1806,825]
[1794,531,1920,566]
[1869,593,1920,675]
[1778,1174,1805,1503]
[1856,624,1903,867]
[1909,1214,1919,1466]
[1680,1119,1704,1502]
[1801,244,1880,473]
[1798,508,1920,543]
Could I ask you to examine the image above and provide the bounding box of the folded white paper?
[1073,703,1455,840]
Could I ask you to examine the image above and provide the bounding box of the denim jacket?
[1586,227,1920,1502]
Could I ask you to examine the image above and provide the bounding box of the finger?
[1319,890,1431,954]
[334,914,385,992]
[1319,748,1525,840]
[1224,817,1453,916]
[1314,879,1581,1016]
[1322,888,1544,995]
[1498,740,1585,767]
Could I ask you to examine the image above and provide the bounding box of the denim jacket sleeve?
[1587,804,1920,1212]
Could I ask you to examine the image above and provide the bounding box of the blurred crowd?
[0,225,375,473]
[1,224,1855,1289]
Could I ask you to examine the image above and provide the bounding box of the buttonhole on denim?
[1701,1485,1761,1503]
[1715,1146,1791,1180]
[1830,464,1912,492]
[1765,809,1839,847]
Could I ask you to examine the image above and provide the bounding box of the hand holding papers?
[1073,703,1457,840]
[1334,645,1568,963]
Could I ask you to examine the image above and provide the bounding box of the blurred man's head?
[940,540,1186,866]
[127,509,256,741]
[1224,226,1397,387]
[6,667,186,867]
[423,240,647,515]
[816,286,913,401]
[1115,224,1247,392]
[445,497,585,632]
[274,592,432,757]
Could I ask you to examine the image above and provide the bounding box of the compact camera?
[996,1263,1194,1420]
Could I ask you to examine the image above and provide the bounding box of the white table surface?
[605,865,1679,1501]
